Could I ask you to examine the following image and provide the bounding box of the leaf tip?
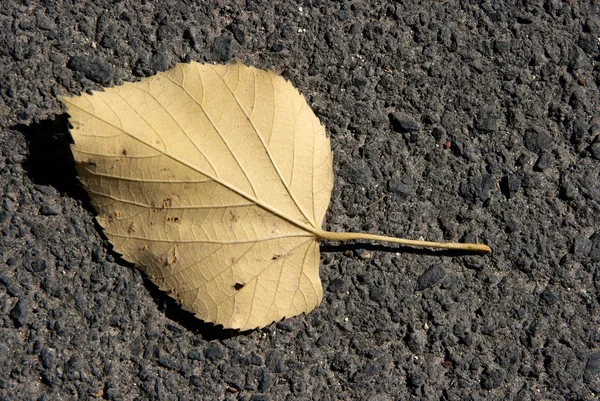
[479,244,492,254]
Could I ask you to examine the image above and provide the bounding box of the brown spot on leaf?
[233,282,245,291]
[127,221,135,234]
[163,197,172,208]
[165,246,178,266]
[122,149,128,156]
[167,216,180,223]
[229,210,239,223]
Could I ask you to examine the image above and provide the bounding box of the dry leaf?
[61,62,490,331]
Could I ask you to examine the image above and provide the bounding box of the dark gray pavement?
[1,1,600,400]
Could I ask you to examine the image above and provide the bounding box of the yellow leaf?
[61,62,490,331]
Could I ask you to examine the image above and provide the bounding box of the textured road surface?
[1,1,600,400]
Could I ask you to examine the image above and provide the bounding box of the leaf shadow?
[320,242,479,257]
[16,115,247,340]
[14,114,92,212]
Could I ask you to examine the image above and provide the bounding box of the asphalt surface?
[1,1,600,400]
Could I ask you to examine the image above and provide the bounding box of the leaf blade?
[63,62,333,330]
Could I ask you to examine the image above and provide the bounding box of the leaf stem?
[316,230,491,253]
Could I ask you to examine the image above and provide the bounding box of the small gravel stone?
[40,347,56,369]
[26,258,47,273]
[524,129,554,152]
[40,203,62,216]
[0,211,10,225]
[330,353,351,372]
[475,115,499,132]
[10,299,28,327]
[571,120,590,145]
[578,33,598,54]
[270,43,285,52]
[501,174,522,198]
[36,14,57,34]
[183,27,201,52]
[353,102,371,121]
[573,237,592,258]
[389,113,421,132]
[105,381,119,400]
[441,112,457,129]
[316,333,333,346]
[327,278,347,293]
[540,62,557,79]
[586,352,600,375]
[266,351,284,373]
[250,352,264,366]
[336,8,351,21]
[227,23,246,44]
[157,350,180,370]
[494,38,510,53]
[355,249,372,259]
[431,126,446,141]
[406,327,427,354]
[369,287,386,304]
[0,274,22,297]
[341,160,373,185]
[590,232,600,262]
[417,265,445,290]
[2,199,15,213]
[481,368,505,390]
[459,174,495,202]
[157,25,177,42]
[187,350,203,361]
[204,343,225,361]
[569,47,590,71]
[212,36,234,62]
[534,153,554,172]
[540,287,559,305]
[150,49,171,72]
[0,273,12,288]
[559,181,578,200]
[100,34,118,50]
[517,13,535,24]
[68,55,114,84]
[65,355,84,379]
[275,321,294,332]
[590,142,600,160]
[407,371,425,388]
[387,176,415,198]
[499,345,522,369]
